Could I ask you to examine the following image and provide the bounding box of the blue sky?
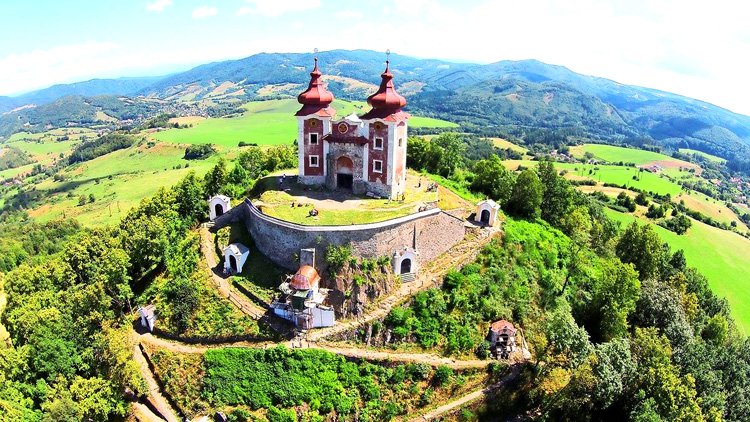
[2,0,750,115]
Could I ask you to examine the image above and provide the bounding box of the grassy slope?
[605,209,750,335]
[29,143,220,226]
[489,137,528,153]
[151,99,456,147]
[674,191,748,231]
[504,160,684,196]
[570,144,681,165]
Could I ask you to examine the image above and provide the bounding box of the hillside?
[3,49,750,170]
[0,76,165,113]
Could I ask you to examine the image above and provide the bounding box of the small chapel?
[295,57,410,199]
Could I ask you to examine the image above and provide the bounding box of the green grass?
[8,138,78,157]
[409,116,458,128]
[605,209,750,335]
[262,205,410,226]
[151,99,457,147]
[679,148,726,163]
[215,223,290,302]
[504,160,684,196]
[570,144,677,165]
[488,137,528,154]
[29,142,221,226]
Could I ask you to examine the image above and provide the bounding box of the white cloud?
[192,6,218,19]
[334,10,362,19]
[293,22,304,29]
[146,0,173,12]
[0,42,120,96]
[237,0,321,17]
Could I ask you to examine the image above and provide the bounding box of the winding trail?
[131,334,180,422]
[135,329,490,370]
[406,364,523,421]
[198,225,293,336]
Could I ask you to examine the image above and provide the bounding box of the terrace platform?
[253,171,446,226]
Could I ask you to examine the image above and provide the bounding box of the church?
[295,58,410,199]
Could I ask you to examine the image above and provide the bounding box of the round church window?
[338,123,348,133]
[310,120,318,127]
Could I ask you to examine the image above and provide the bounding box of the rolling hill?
[0,76,165,113]
[3,49,750,169]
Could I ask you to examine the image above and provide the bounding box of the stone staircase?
[401,272,416,283]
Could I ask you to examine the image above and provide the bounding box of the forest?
[0,133,748,421]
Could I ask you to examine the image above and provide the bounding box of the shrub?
[184,144,217,160]
[434,365,454,386]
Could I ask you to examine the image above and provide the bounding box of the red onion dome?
[366,60,407,110]
[297,58,334,106]
[290,265,321,290]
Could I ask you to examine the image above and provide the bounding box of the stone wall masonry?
[236,198,466,272]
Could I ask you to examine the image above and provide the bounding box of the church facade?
[295,58,410,199]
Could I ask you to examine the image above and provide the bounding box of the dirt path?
[131,336,180,422]
[308,343,489,369]
[136,329,490,370]
[199,225,293,336]
[407,364,522,421]
[308,226,501,341]
[132,402,167,422]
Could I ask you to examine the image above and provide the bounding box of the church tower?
[294,56,410,199]
[296,58,335,185]
[359,60,411,198]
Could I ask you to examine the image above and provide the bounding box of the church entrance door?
[336,156,354,190]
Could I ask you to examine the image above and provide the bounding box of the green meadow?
[605,209,750,335]
[570,144,676,165]
[29,142,221,226]
[151,99,457,147]
[504,159,684,196]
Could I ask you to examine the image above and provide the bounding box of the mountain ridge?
[3,49,750,166]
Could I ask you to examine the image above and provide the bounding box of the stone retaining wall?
[217,199,466,272]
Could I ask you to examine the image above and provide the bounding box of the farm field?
[674,191,748,231]
[152,99,456,147]
[27,142,221,226]
[679,148,726,163]
[604,209,750,335]
[503,159,684,196]
[488,137,528,153]
[570,144,701,176]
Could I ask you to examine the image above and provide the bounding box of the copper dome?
[366,61,407,111]
[290,265,320,290]
[297,58,334,106]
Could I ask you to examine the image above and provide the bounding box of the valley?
[1,48,750,422]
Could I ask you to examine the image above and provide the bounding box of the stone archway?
[400,258,412,274]
[229,255,238,273]
[336,156,354,189]
[480,209,490,224]
[215,203,225,218]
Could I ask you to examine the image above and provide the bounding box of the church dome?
[366,61,407,111]
[290,265,321,290]
[297,58,334,106]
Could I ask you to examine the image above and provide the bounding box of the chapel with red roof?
[295,57,410,199]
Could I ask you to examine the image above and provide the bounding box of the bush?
[434,365,454,386]
[408,363,431,381]
[184,144,217,160]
